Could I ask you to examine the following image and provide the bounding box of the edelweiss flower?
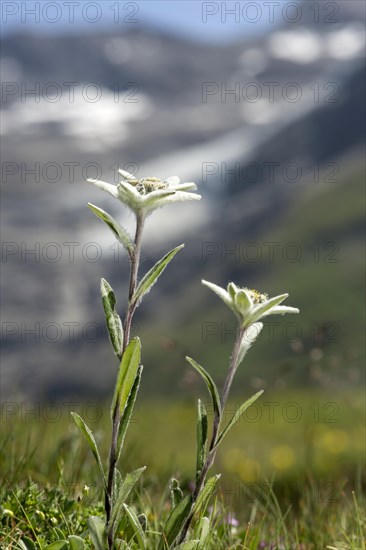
[87,169,200,217]
[202,280,299,328]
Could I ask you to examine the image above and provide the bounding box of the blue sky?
[1,1,277,42]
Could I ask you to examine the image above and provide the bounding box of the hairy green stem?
[105,212,145,549]
[178,326,245,544]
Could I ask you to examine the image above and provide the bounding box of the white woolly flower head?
[202,280,299,328]
[87,169,200,218]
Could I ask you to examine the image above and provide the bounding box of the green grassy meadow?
[1,389,365,549]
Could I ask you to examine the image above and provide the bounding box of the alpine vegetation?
[68,167,299,549]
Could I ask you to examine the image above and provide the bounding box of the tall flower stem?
[123,212,145,351]
[105,212,145,548]
[178,326,245,544]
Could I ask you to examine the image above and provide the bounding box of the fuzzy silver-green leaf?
[100,278,123,361]
[132,244,184,306]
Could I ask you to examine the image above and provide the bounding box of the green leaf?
[111,338,141,420]
[170,477,184,509]
[87,516,107,550]
[196,399,208,484]
[70,413,106,490]
[114,539,128,549]
[131,244,184,306]
[186,357,221,418]
[19,539,37,550]
[159,495,192,549]
[88,203,134,256]
[138,513,147,532]
[43,543,68,550]
[235,289,252,313]
[216,390,264,446]
[68,536,85,550]
[54,528,66,540]
[174,541,200,550]
[250,293,288,322]
[116,365,143,460]
[197,516,210,549]
[111,466,146,533]
[101,278,123,360]
[123,503,146,549]
[113,467,123,504]
[192,475,221,517]
[227,282,239,301]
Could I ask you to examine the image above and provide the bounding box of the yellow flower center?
[132,177,169,195]
[246,288,268,304]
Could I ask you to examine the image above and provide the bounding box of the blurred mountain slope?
[1,10,365,400]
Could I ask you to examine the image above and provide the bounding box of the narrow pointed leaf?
[111,466,146,530]
[159,495,193,549]
[186,357,221,418]
[147,190,200,210]
[116,365,143,461]
[196,399,208,483]
[131,244,184,306]
[250,293,288,323]
[87,178,119,199]
[87,516,107,550]
[101,278,123,360]
[68,536,85,550]
[201,280,232,309]
[192,475,221,516]
[123,503,146,549]
[118,168,137,181]
[261,305,300,317]
[70,413,106,490]
[111,338,141,420]
[88,203,133,256]
[216,390,264,446]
